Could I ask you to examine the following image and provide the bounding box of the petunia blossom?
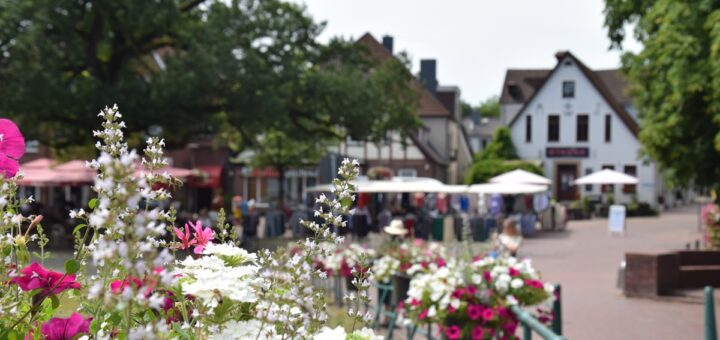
[110,275,143,294]
[0,119,25,177]
[444,325,462,340]
[189,220,214,254]
[39,313,91,340]
[467,304,483,320]
[10,262,80,297]
[471,326,485,340]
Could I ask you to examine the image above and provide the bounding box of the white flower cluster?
[370,255,400,283]
[314,326,383,340]
[406,261,465,316]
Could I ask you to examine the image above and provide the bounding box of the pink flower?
[482,307,495,321]
[467,285,478,295]
[467,304,484,320]
[418,309,428,320]
[173,225,196,251]
[0,119,24,177]
[110,276,143,294]
[409,298,421,306]
[10,262,80,297]
[497,306,510,319]
[525,279,544,289]
[483,271,492,282]
[509,267,520,277]
[444,325,462,340]
[434,257,447,268]
[503,320,518,334]
[451,288,465,299]
[189,220,214,254]
[471,326,485,340]
[38,313,91,340]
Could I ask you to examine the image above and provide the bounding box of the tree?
[475,127,518,160]
[477,95,500,118]
[464,127,542,184]
[603,0,720,191]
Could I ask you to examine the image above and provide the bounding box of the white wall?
[508,56,659,205]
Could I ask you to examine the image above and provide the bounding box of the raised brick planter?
[624,250,720,297]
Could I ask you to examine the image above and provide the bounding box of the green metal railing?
[706,286,717,340]
[512,284,565,340]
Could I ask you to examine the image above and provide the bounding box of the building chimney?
[420,59,438,93]
[382,35,394,53]
[555,51,569,62]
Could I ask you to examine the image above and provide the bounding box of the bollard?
[697,240,702,250]
[706,286,717,340]
[552,285,563,335]
[687,243,691,250]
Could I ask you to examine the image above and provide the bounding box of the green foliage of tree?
[603,0,720,190]
[464,159,543,185]
[464,127,541,184]
[475,127,518,161]
[477,95,500,118]
[0,0,419,162]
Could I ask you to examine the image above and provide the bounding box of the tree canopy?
[0,0,420,161]
[461,95,500,118]
[464,127,542,184]
[603,0,720,190]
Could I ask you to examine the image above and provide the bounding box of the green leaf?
[50,294,60,309]
[6,329,19,340]
[72,224,87,234]
[88,198,98,210]
[64,259,81,275]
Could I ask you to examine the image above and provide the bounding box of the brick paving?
[520,204,717,339]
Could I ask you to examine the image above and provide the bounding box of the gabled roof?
[500,69,551,105]
[357,33,450,117]
[505,51,639,136]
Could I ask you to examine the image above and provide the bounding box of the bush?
[464,159,544,184]
[475,127,518,161]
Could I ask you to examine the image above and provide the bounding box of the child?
[495,219,522,257]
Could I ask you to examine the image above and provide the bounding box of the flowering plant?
[326,243,377,278]
[371,239,447,283]
[0,106,383,339]
[404,256,554,340]
[703,203,720,249]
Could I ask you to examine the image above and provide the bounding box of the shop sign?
[545,147,589,158]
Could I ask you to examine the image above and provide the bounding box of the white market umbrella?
[440,185,471,193]
[468,182,547,194]
[490,169,551,185]
[573,169,638,185]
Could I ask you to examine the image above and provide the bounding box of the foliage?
[0,0,420,159]
[464,160,543,185]
[475,127,517,161]
[603,0,720,191]
[461,96,500,118]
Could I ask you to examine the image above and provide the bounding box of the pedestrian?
[495,218,522,257]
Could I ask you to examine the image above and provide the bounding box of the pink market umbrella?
[18,158,59,186]
[54,160,95,185]
[21,158,56,170]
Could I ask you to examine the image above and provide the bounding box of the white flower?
[511,278,524,289]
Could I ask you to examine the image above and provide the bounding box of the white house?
[500,51,664,205]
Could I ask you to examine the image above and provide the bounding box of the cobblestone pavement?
[520,204,716,340]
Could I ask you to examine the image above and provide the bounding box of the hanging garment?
[437,193,448,214]
[413,193,425,208]
[533,192,550,213]
[459,195,470,213]
[358,193,371,209]
[490,194,504,216]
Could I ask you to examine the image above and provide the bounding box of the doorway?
[556,164,578,201]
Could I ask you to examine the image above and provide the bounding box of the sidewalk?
[521,205,715,339]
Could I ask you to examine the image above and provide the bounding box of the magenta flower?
[503,320,519,334]
[10,262,80,297]
[509,267,520,277]
[0,119,25,177]
[444,325,462,340]
[525,279,544,289]
[39,313,91,340]
[467,304,483,320]
[481,307,495,321]
[497,306,510,319]
[173,225,197,251]
[110,275,143,294]
[471,326,485,340]
[189,220,214,254]
[418,309,428,320]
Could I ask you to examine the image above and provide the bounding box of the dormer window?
[562,81,575,98]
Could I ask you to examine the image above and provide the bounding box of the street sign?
[608,205,626,234]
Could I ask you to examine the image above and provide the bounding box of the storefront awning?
[188,165,223,188]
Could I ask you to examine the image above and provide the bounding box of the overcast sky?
[289,0,640,104]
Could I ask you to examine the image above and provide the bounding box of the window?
[562,81,575,98]
[481,139,488,148]
[525,115,532,142]
[470,137,481,153]
[25,140,39,154]
[576,114,589,142]
[605,114,612,142]
[397,169,417,177]
[548,115,560,142]
[623,165,637,193]
[584,168,593,192]
[601,165,615,193]
[347,135,362,146]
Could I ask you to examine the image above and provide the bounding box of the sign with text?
[608,205,626,234]
[546,147,589,158]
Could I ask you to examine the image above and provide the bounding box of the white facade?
[507,54,661,205]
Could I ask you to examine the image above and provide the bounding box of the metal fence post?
[552,284,563,335]
[706,286,717,340]
[523,324,532,340]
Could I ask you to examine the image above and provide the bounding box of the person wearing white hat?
[384,219,408,236]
